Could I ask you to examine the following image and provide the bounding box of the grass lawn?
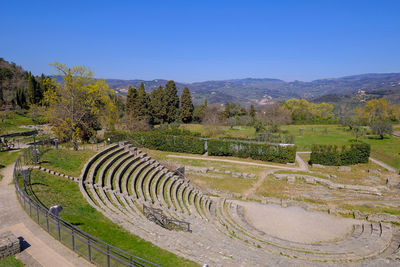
[27,170,198,267]
[181,124,400,169]
[40,148,96,177]
[0,255,24,267]
[0,113,35,135]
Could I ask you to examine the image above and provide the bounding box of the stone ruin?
[0,231,20,259]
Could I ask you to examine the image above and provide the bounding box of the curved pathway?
[167,152,308,171]
[0,164,92,267]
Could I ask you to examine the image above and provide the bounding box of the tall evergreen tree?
[164,80,179,123]
[180,87,194,123]
[249,104,256,118]
[16,87,27,108]
[125,86,137,116]
[27,72,37,104]
[135,82,151,120]
[150,85,166,124]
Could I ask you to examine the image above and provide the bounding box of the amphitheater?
[69,141,400,266]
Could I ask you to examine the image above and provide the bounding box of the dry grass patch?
[189,172,256,195]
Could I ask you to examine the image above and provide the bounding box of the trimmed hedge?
[207,139,296,163]
[130,132,205,154]
[310,143,370,166]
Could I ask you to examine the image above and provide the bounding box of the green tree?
[150,85,166,124]
[164,80,179,123]
[44,63,117,150]
[135,82,151,121]
[180,87,194,123]
[125,86,137,116]
[370,121,393,139]
[249,104,256,118]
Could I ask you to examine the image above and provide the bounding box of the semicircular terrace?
[79,141,400,266]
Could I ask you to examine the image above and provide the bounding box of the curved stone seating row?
[81,143,210,223]
[78,143,400,266]
[211,197,394,262]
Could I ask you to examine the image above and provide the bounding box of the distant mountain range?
[105,73,400,106]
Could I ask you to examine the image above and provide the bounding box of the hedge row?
[130,132,205,154]
[310,143,370,166]
[207,139,297,163]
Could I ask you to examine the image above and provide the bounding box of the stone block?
[338,166,351,172]
[248,174,256,179]
[225,170,231,174]
[287,176,295,183]
[368,169,381,175]
[312,164,325,168]
[0,231,20,259]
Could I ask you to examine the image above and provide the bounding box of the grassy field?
[0,150,21,181]
[181,124,400,168]
[0,255,24,267]
[27,170,197,267]
[40,148,96,177]
[0,113,35,134]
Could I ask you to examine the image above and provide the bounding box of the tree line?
[124,81,194,128]
[0,58,53,109]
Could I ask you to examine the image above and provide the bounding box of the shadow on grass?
[366,135,391,140]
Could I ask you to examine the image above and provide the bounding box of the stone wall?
[0,231,20,259]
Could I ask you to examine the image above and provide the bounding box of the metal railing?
[143,205,191,232]
[13,152,160,267]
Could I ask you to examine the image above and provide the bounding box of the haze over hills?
[105,73,400,106]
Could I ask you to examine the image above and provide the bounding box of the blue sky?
[1,0,400,82]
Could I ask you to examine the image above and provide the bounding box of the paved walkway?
[0,164,92,267]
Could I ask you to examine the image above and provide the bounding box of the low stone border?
[32,166,80,182]
[273,173,387,195]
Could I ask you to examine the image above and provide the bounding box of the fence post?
[46,213,49,232]
[58,220,61,241]
[37,205,39,223]
[72,229,75,251]
[88,239,92,261]
[29,198,32,216]
[107,246,110,267]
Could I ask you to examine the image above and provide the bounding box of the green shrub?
[130,132,205,154]
[310,143,370,166]
[208,139,296,163]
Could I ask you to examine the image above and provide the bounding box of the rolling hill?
[106,73,400,106]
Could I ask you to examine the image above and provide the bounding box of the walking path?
[369,157,398,173]
[0,164,92,267]
[242,169,277,197]
[167,153,308,171]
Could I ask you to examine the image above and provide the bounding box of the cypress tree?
[249,104,256,118]
[135,82,151,120]
[150,85,166,124]
[164,80,179,123]
[16,87,27,108]
[180,87,194,123]
[27,72,36,104]
[125,86,137,116]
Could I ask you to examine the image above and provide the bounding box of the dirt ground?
[237,200,363,244]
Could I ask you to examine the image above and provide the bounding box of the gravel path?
[0,164,92,267]
[236,200,362,244]
[167,153,307,171]
[369,157,398,173]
